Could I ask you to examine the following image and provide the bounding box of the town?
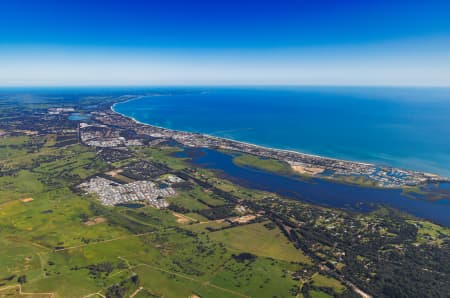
[78,103,448,188]
[79,177,173,208]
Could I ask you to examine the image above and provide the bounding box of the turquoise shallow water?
[114,87,450,177]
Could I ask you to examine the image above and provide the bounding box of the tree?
[17,275,27,284]
[131,274,139,285]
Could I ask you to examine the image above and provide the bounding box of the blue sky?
[1,0,450,86]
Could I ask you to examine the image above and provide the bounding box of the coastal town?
[76,102,448,188]
[2,93,443,189]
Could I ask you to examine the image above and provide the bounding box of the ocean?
[113,87,450,177]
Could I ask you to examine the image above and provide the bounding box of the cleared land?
[311,273,345,294]
[209,221,311,264]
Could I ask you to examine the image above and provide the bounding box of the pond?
[68,113,90,121]
[115,203,145,208]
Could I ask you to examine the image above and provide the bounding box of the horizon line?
[1,84,450,89]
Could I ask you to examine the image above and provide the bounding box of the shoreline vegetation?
[110,96,449,189]
[229,152,380,188]
[232,152,296,176]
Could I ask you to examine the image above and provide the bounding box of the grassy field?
[408,219,450,246]
[331,175,379,188]
[138,147,188,170]
[209,221,311,264]
[311,273,345,294]
[0,170,44,202]
[209,256,300,297]
[0,198,305,297]
[232,153,294,176]
[166,182,228,212]
[184,220,232,233]
[309,290,333,298]
[166,190,211,211]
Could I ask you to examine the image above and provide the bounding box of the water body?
[68,113,90,121]
[113,87,450,177]
[115,203,145,208]
[178,148,450,227]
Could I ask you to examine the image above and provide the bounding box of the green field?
[166,184,227,212]
[232,153,294,176]
[209,222,311,264]
[309,290,332,298]
[311,273,345,294]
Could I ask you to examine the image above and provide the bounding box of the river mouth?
[176,147,450,227]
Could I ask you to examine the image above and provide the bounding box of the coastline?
[104,95,450,189]
[111,98,376,167]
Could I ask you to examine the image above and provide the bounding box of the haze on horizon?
[1,0,450,87]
